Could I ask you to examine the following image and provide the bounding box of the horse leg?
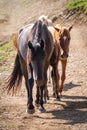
[45,85,49,100]
[44,66,49,103]
[39,85,46,112]
[27,64,35,114]
[51,68,56,97]
[59,59,67,93]
[35,86,40,107]
[48,66,51,83]
[43,84,49,103]
[18,54,34,113]
[52,65,60,100]
[35,84,48,107]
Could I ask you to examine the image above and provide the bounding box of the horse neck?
[54,30,60,43]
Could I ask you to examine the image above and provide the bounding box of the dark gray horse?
[6,20,60,114]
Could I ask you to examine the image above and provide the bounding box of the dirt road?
[0,25,87,130]
[0,0,87,129]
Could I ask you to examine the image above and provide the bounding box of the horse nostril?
[61,54,64,58]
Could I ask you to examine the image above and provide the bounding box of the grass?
[0,42,15,66]
[0,42,16,84]
[66,0,87,14]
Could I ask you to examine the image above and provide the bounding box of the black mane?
[30,20,43,44]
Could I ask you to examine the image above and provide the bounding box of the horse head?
[59,25,73,60]
[28,39,45,86]
[54,24,73,60]
[26,20,48,87]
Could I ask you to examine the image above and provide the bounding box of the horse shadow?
[63,82,81,91]
[34,95,87,125]
[46,95,87,125]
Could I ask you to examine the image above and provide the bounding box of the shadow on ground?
[35,95,87,125]
[64,82,81,91]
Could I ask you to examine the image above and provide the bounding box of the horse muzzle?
[60,52,68,60]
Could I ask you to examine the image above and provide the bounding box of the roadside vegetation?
[0,42,16,84]
[67,0,87,14]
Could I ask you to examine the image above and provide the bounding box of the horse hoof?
[26,108,35,114]
[38,106,46,113]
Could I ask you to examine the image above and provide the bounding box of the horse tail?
[6,53,23,95]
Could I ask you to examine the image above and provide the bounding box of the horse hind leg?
[47,66,52,84]
[51,67,60,100]
[43,84,49,104]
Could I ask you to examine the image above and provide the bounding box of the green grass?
[66,0,87,14]
[0,42,16,84]
[0,42,15,65]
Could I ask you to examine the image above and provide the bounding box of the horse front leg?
[59,59,67,93]
[39,85,46,113]
[35,84,48,109]
[27,64,35,114]
[35,86,39,107]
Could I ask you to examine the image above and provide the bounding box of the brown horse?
[48,24,72,95]
[6,19,60,113]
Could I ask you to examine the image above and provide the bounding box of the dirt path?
[0,0,87,129]
[0,25,87,130]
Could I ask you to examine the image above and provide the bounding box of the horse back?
[18,24,34,60]
[42,24,54,62]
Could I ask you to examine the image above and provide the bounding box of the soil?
[0,0,87,130]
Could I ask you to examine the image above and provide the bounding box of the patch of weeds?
[66,0,87,14]
[0,42,16,84]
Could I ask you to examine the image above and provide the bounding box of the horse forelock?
[62,27,70,39]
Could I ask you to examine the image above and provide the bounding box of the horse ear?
[69,25,73,32]
[28,41,33,50]
[54,27,60,32]
[40,40,44,50]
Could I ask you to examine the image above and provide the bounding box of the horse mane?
[11,15,54,51]
[30,20,43,44]
[38,15,53,26]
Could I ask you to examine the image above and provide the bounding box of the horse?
[48,24,73,96]
[6,19,60,114]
